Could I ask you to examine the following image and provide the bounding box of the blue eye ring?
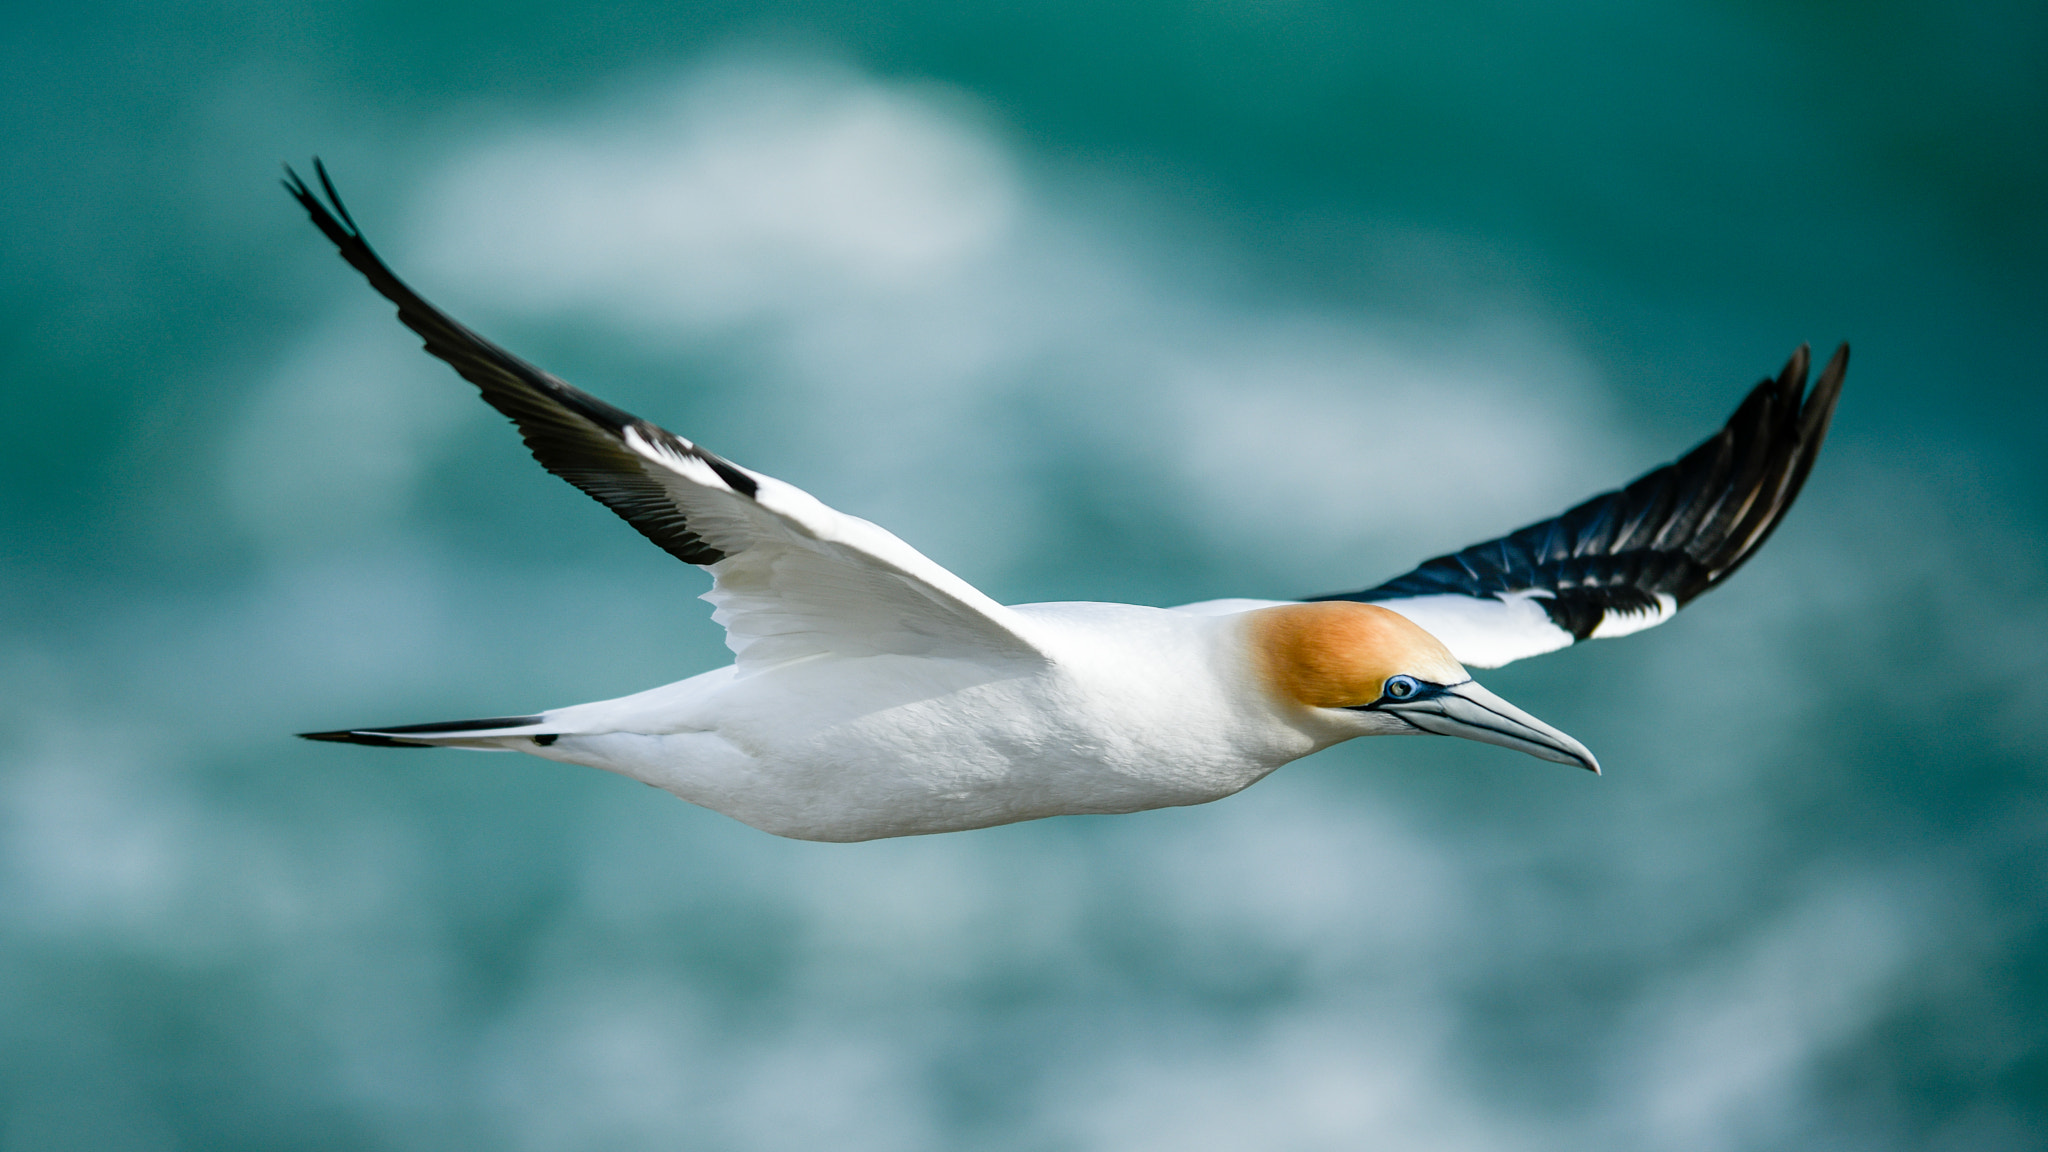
[1383,675,1421,700]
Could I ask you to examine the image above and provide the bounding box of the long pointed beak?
[1386,681,1600,774]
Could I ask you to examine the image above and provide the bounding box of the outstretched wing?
[284,161,1043,671]
[1310,344,1847,668]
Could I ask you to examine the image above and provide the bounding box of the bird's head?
[1246,601,1599,773]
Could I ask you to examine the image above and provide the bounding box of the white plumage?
[286,163,1846,842]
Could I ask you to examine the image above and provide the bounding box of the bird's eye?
[1384,675,1420,700]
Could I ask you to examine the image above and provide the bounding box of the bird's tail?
[298,715,560,751]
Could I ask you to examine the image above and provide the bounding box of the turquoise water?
[4,2,2044,1148]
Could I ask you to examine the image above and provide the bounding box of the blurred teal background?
[4,2,2045,1148]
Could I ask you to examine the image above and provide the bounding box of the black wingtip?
[311,157,363,233]
[1776,342,1811,395]
[282,157,371,255]
[275,157,781,571]
[1316,340,1851,635]
[1802,343,1849,441]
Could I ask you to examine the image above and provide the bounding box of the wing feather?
[1310,344,1847,667]
[284,161,1042,671]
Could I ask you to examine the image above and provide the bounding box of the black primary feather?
[282,160,756,568]
[1314,344,1848,640]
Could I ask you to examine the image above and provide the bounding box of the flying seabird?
[286,162,1847,842]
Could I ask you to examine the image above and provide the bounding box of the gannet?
[286,162,1847,842]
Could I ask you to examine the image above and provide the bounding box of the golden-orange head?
[1246,601,1467,710]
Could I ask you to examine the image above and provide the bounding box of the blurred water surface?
[3,3,2045,1149]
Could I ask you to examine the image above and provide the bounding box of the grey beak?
[1386,681,1600,774]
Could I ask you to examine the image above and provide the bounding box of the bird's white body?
[514,603,1340,841]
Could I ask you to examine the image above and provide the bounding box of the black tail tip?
[297,729,435,748]
[298,715,547,748]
